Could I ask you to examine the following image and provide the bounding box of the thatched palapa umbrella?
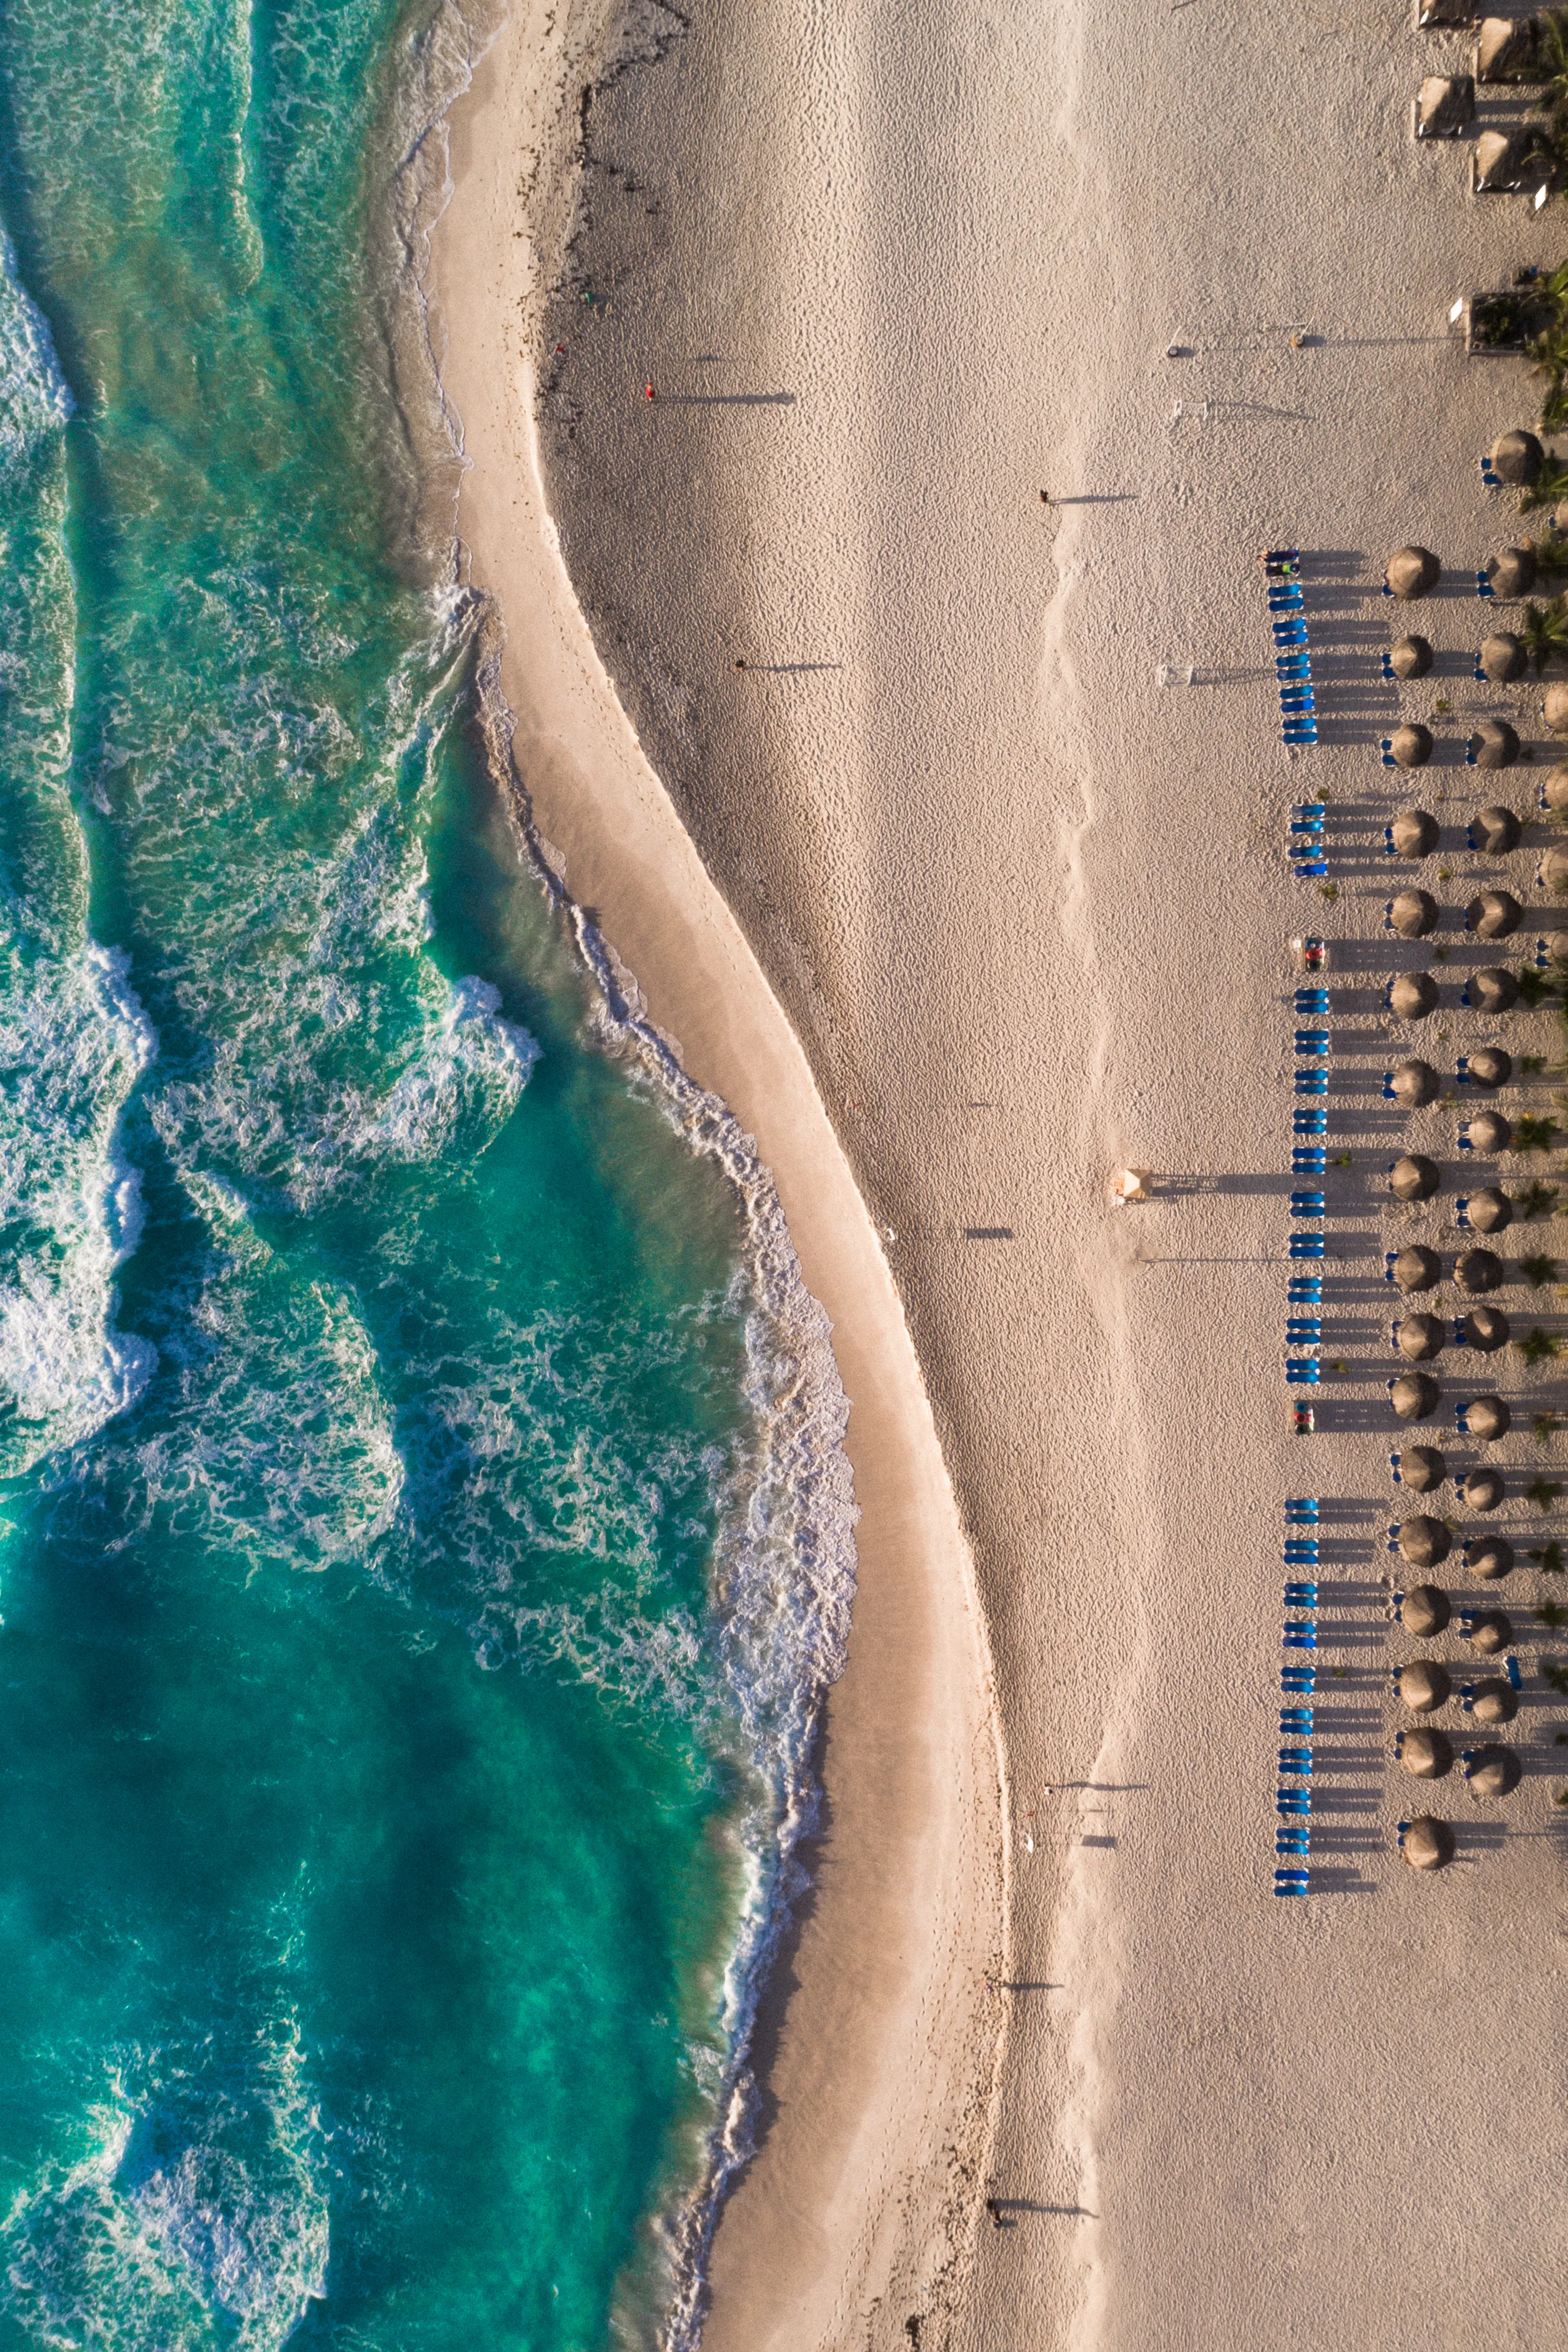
[1391,1154,1440,1202]
[1399,1442,1446,1491]
[1540,845,1568,896]
[1401,1815,1454,1870]
[1399,1583,1450,1636]
[1390,971,1440,1021]
[1468,723,1520,773]
[1461,1464,1504,1510]
[1490,429,1545,486]
[1464,1392,1511,1438]
[1397,1312,1445,1360]
[1398,1514,1452,1566]
[1391,808,1439,857]
[1400,1726,1453,1778]
[1470,803,1522,852]
[1390,888,1439,938]
[1467,890,1522,940]
[1399,1658,1450,1710]
[1485,546,1537,597]
[1463,1305,1510,1352]
[1465,1110,1512,1153]
[1389,634,1433,680]
[1389,724,1435,770]
[1465,1187,1513,1234]
[1472,1677,1517,1725]
[1387,545,1442,598]
[1455,1247,1503,1292]
[1466,1045,1511,1087]
[1467,968,1519,1014]
[1466,1744,1521,1799]
[1546,681,1568,735]
[1391,1060,1439,1110]
[1392,1248,1440,1295]
[1465,1534,1513,1579]
[1479,632,1527,684]
[1544,762,1568,813]
[1466,1606,1511,1651]
[1546,932,1568,971]
[1392,1371,1442,1421]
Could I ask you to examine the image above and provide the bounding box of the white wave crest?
[0,2021,329,2352]
[345,973,540,1167]
[0,938,157,1474]
[0,223,73,463]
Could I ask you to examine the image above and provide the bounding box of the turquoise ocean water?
[0,3,854,2344]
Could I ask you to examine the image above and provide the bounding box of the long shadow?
[656,390,797,406]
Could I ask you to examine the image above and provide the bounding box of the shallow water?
[0,4,851,2344]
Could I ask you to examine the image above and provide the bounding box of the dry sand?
[431,0,1568,2341]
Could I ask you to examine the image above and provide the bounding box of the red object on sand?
[644,382,656,400]
[554,343,567,355]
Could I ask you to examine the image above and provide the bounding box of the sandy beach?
[432,0,1568,2338]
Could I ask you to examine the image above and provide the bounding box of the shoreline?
[426,8,1008,2345]
[431,0,1568,2338]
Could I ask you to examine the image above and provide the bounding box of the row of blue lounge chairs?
[1276,1501,1321,1890]
[1263,551,1318,745]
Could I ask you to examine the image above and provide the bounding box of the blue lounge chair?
[1289,1191,1325,1218]
[1289,1234,1326,1259]
[1455,1200,1473,1230]
[1286,1359,1321,1385]
[1476,571,1494,599]
[1507,1654,1523,1691]
[1291,856,1328,874]
[1279,1708,1313,1730]
[1283,1536,1319,1559]
[1291,1148,1326,1175]
[1285,1319,1322,1342]
[1282,1627,1318,1649]
[1283,1496,1319,1518]
[1292,1111,1327,1137]
[1381,739,1399,765]
[1278,1750,1313,1773]
[1276,1835,1310,1856]
[1295,1030,1328,1054]
[1293,988,1329,1014]
[1295,1070,1328,1095]
[1480,456,1502,489]
[1281,1676,1315,1700]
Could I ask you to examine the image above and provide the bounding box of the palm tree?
[1530,529,1568,578]
[1521,593,1568,671]
[1534,328,1568,430]
[1521,456,1568,513]
[1539,9,1568,136]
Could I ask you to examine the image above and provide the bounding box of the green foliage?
[1516,1112,1562,1150]
[1540,1602,1568,1628]
[1517,965,1558,1007]
[1515,1180,1561,1219]
[1523,1252,1560,1285]
[1544,1659,1568,1695]
[1530,1474,1567,1509]
[1522,593,1568,673]
[1522,456,1568,514]
[1531,530,1568,577]
[1522,1328,1563,1368]
[1530,1538,1567,1571]
[1524,1054,1551,1073]
[1536,1411,1562,1442]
